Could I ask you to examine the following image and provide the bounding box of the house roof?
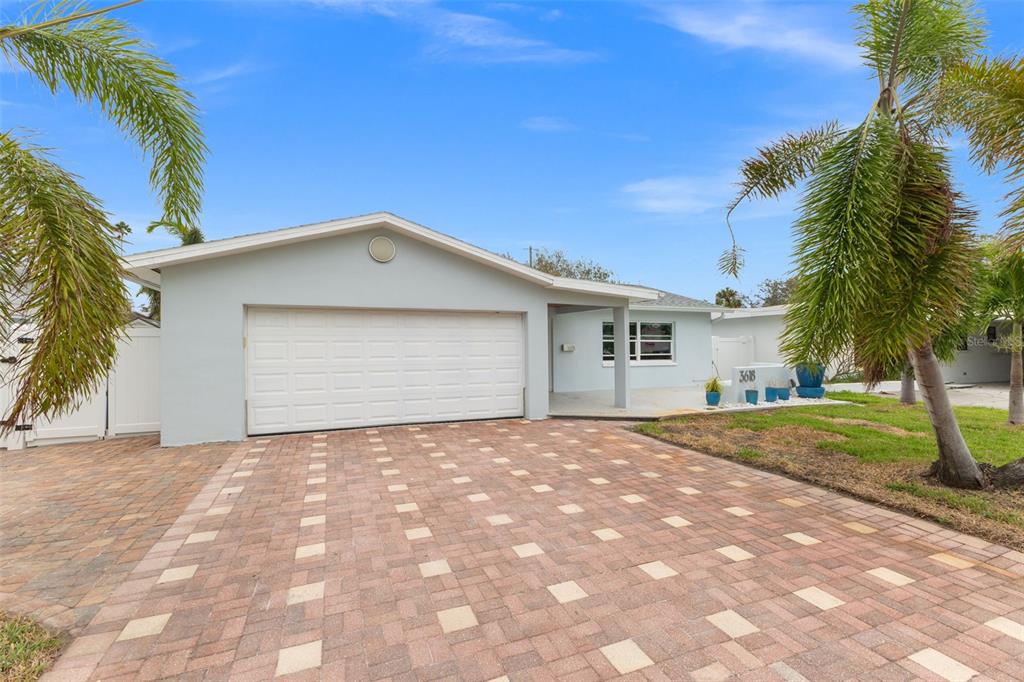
[123,212,661,301]
[713,304,789,318]
[633,289,723,313]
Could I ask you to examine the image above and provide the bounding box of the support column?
[613,305,631,408]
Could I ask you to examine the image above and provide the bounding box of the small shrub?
[735,447,761,460]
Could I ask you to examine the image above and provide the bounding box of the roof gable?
[124,212,659,301]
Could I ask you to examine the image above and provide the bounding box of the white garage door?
[245,307,524,434]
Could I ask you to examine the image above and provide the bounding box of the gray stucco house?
[126,212,720,446]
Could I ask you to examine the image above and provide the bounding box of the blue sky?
[2,0,1022,302]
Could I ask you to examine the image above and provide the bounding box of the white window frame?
[601,320,676,367]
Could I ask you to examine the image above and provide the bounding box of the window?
[602,321,674,363]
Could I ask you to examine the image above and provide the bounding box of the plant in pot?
[795,362,827,399]
[704,376,723,407]
[765,381,779,403]
[745,388,758,405]
[775,378,791,401]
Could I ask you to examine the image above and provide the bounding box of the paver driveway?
[36,420,1024,681]
[0,436,234,632]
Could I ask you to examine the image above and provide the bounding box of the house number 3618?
[739,369,757,383]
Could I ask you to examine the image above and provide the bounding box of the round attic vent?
[368,235,396,263]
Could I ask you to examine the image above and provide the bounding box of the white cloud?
[192,61,258,85]
[621,175,730,215]
[521,116,577,133]
[651,3,860,70]
[303,1,596,64]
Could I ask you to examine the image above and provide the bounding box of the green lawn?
[717,391,1019,465]
[0,614,65,682]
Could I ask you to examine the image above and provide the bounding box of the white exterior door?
[245,307,525,434]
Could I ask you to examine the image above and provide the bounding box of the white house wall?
[159,228,628,446]
[551,309,713,392]
[711,315,786,364]
[941,333,1011,384]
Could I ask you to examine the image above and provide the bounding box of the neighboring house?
[118,212,723,446]
[711,305,1011,384]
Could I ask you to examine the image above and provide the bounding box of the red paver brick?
[10,419,1022,681]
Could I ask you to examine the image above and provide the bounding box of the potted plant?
[704,376,723,407]
[745,389,758,405]
[765,384,778,402]
[775,379,791,401]
[796,362,827,398]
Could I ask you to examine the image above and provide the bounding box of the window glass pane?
[602,341,614,360]
[640,322,672,338]
[639,341,672,360]
[602,322,613,338]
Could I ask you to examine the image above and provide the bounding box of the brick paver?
[27,420,1024,680]
[0,436,234,632]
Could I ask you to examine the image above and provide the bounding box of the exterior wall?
[550,309,713,392]
[159,228,625,445]
[711,314,786,364]
[941,332,1011,384]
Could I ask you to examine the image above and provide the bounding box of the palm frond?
[0,133,129,431]
[0,1,206,234]
[720,121,841,276]
[942,56,1024,248]
[780,116,905,369]
[856,0,985,107]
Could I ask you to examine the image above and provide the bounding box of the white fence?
[712,335,754,378]
[0,326,160,449]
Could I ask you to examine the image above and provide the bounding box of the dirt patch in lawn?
[818,417,926,437]
[641,417,1024,552]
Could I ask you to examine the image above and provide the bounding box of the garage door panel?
[247,308,524,434]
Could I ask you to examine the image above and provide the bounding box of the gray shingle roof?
[635,290,721,309]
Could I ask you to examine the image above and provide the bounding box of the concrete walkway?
[23,420,1023,681]
[831,381,1011,411]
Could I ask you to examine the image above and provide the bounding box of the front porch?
[548,386,706,419]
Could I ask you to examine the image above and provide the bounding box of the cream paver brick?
[984,616,1024,642]
[592,528,623,541]
[286,581,325,605]
[865,567,914,586]
[387,484,408,492]
[707,609,760,638]
[437,605,478,633]
[405,527,432,540]
[467,493,490,502]
[784,532,820,546]
[547,580,588,604]
[778,497,807,507]
[677,487,701,495]
[662,516,692,528]
[907,648,978,682]
[599,639,654,675]
[929,552,974,569]
[157,565,198,584]
[419,559,452,577]
[638,560,678,579]
[558,504,584,515]
[300,515,325,527]
[716,545,755,562]
[513,542,544,558]
[531,484,554,493]
[116,613,171,641]
[275,640,322,677]
[303,493,326,503]
[588,478,609,485]
[395,503,419,513]
[486,514,513,526]
[620,494,645,504]
[295,543,325,559]
[793,586,845,610]
[724,506,753,517]
[843,521,877,534]
[184,531,217,544]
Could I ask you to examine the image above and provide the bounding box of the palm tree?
[724,0,1024,488]
[978,245,1024,424]
[0,0,204,431]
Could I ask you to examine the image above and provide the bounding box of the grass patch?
[0,614,65,682]
[719,391,1019,465]
[638,391,1024,551]
[735,447,762,460]
[886,482,1024,528]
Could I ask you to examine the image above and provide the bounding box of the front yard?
[637,391,1024,550]
[0,614,65,682]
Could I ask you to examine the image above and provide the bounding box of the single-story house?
[711,305,1012,384]
[123,212,722,446]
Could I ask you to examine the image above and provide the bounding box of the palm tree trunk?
[900,362,916,405]
[1010,321,1023,426]
[911,342,985,489]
